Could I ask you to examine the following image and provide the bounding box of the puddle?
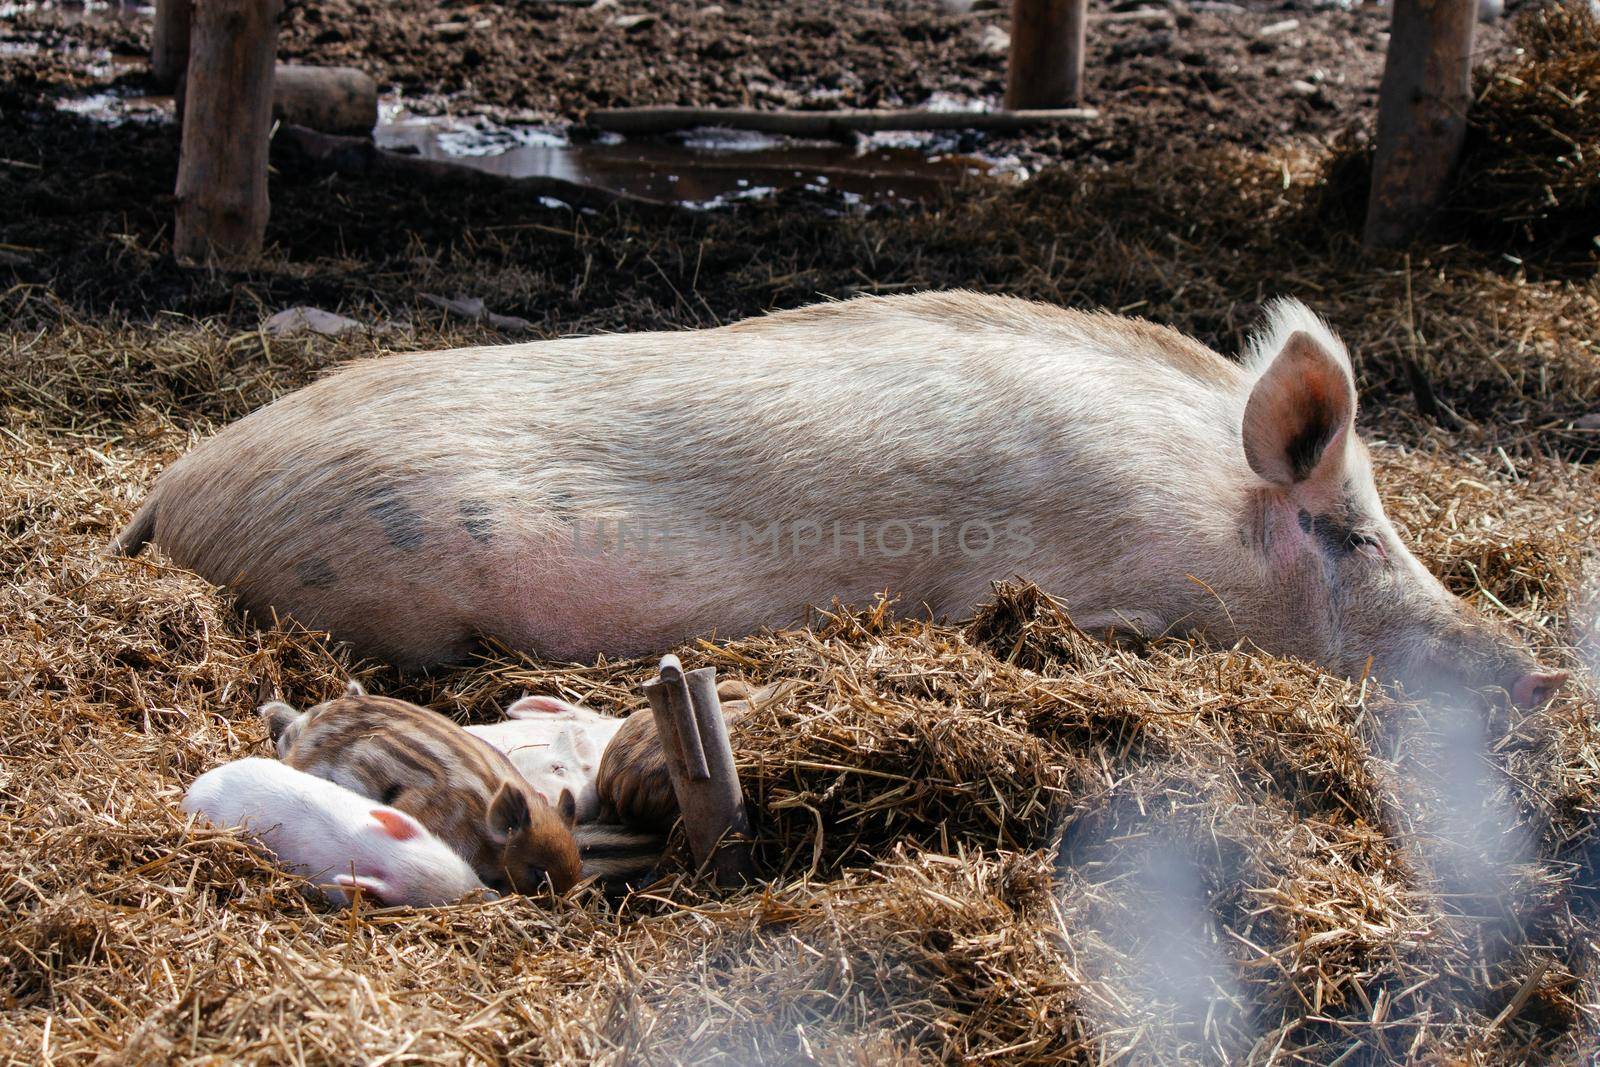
[1,1,153,24]
[376,106,1018,209]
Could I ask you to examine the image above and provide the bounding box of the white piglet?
[464,695,624,823]
[181,757,488,907]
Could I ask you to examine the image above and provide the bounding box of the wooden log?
[1363,0,1476,249]
[1005,0,1090,110]
[272,65,378,136]
[586,105,1098,137]
[151,0,193,88]
[173,0,283,262]
[642,656,755,887]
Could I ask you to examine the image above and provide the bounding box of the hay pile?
[1447,0,1600,266]
[2,308,1598,1062]
[1316,0,1600,271]
[4,10,1600,1053]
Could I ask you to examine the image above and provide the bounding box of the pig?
[570,822,669,887]
[463,695,624,823]
[110,292,1565,706]
[598,680,779,831]
[274,691,583,895]
[180,757,487,907]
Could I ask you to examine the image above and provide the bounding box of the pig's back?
[137,293,1249,664]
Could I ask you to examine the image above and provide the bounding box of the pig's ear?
[369,808,424,842]
[344,680,366,698]
[560,725,599,765]
[486,784,532,842]
[258,701,300,742]
[1242,328,1355,487]
[333,873,392,904]
[505,695,580,719]
[556,788,578,827]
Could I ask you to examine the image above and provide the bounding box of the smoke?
[1574,557,1600,690]
[1055,787,1252,1061]
[1387,696,1534,908]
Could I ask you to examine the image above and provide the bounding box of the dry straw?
[3,358,1598,1060]
[3,10,1600,1057]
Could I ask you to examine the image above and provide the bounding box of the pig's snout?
[1402,630,1567,709]
[1510,670,1568,708]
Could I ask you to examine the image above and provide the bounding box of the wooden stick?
[1362,0,1476,249]
[151,0,193,88]
[642,655,755,887]
[587,105,1097,137]
[174,0,283,262]
[1005,0,1090,110]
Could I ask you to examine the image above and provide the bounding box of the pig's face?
[341,807,488,907]
[516,726,602,823]
[1219,305,1565,707]
[484,782,583,895]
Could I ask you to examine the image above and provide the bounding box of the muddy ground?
[3,0,1600,1064]
[2,0,1509,329]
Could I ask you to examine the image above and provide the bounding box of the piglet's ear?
[258,701,301,746]
[370,808,422,842]
[486,784,531,842]
[1242,330,1355,487]
[334,873,391,904]
[505,695,580,719]
[556,788,577,827]
[560,726,599,764]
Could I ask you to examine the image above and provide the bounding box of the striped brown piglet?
[596,679,788,831]
[266,684,582,896]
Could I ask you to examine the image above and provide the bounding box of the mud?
[3,0,1581,440]
[376,112,1010,206]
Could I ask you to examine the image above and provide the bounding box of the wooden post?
[642,655,755,887]
[173,0,283,262]
[152,0,193,87]
[1363,0,1476,249]
[1005,0,1089,109]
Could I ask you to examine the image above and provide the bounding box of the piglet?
[464,694,625,823]
[597,680,783,831]
[273,689,584,896]
[181,757,487,907]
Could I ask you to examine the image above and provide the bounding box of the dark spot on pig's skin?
[296,558,338,588]
[367,489,426,551]
[1300,508,1362,556]
[459,499,495,543]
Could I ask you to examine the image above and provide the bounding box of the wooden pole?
[173,0,283,262]
[151,0,193,87]
[1363,0,1476,249]
[641,656,755,887]
[1005,0,1089,110]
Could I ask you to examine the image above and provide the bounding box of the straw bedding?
[4,7,1600,1061]
[3,328,1598,1062]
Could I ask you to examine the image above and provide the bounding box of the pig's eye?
[1347,531,1387,559]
